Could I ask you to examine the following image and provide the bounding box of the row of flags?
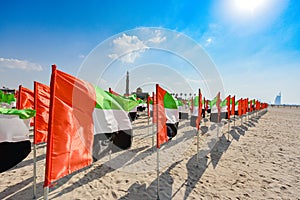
[0,65,268,198]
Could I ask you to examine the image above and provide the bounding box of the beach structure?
[274,92,281,105]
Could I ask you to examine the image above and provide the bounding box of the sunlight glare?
[233,0,266,13]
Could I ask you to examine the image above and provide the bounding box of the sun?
[233,0,266,14]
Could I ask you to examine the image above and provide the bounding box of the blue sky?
[0,0,299,104]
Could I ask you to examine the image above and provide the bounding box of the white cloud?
[147,30,166,44]
[108,31,167,64]
[78,54,85,59]
[0,58,43,71]
[108,33,148,64]
[205,37,213,46]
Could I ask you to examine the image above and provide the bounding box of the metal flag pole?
[155,86,160,200]
[196,89,201,167]
[156,147,160,200]
[241,114,243,126]
[152,122,155,150]
[228,119,230,140]
[33,144,37,199]
[44,186,49,200]
[233,113,235,127]
[196,127,200,167]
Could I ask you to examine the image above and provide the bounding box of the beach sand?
[1,107,300,199]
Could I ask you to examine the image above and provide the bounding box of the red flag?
[243,99,247,115]
[231,96,235,116]
[17,85,34,110]
[18,85,34,126]
[196,89,202,130]
[216,92,221,123]
[156,84,168,148]
[205,99,209,111]
[238,98,243,116]
[191,96,194,113]
[44,65,95,187]
[246,98,249,113]
[147,95,151,117]
[34,81,50,144]
[226,95,231,120]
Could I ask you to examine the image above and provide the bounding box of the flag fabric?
[108,89,139,122]
[210,92,221,123]
[93,87,133,155]
[231,96,235,116]
[195,89,202,130]
[205,99,210,113]
[147,95,151,117]
[0,108,35,173]
[44,66,133,187]
[17,85,34,126]
[238,98,243,116]
[17,85,34,110]
[34,81,50,144]
[219,97,228,120]
[226,95,231,120]
[0,90,16,108]
[156,84,168,148]
[190,96,205,127]
[177,99,188,120]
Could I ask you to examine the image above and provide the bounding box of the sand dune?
[0,107,299,199]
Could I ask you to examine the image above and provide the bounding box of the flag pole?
[227,95,231,141]
[196,89,201,167]
[152,122,155,151]
[228,119,230,140]
[44,186,49,200]
[33,144,37,199]
[33,81,37,199]
[196,127,200,167]
[156,147,160,200]
[155,86,160,200]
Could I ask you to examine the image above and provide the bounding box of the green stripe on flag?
[0,90,16,104]
[0,107,36,119]
[163,92,178,109]
[94,86,139,111]
[220,99,227,107]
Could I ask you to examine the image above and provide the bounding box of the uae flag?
[190,95,204,128]
[108,89,139,122]
[0,90,16,108]
[0,108,35,173]
[219,98,228,120]
[34,82,50,144]
[210,92,221,123]
[177,99,188,120]
[44,66,133,187]
[155,85,179,146]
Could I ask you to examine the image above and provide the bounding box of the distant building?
[274,92,281,105]
[133,87,149,101]
[125,71,129,96]
[0,87,15,94]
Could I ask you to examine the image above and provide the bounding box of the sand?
[0,107,300,199]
